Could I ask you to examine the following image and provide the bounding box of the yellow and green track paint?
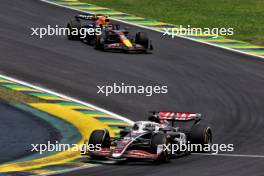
[43,0,264,58]
[0,75,131,175]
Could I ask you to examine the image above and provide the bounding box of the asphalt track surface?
[0,102,61,164]
[0,0,264,175]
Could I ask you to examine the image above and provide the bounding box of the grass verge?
[80,0,264,45]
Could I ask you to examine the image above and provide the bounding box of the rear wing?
[148,111,201,124]
[75,14,109,21]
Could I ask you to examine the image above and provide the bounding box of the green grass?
[80,0,264,45]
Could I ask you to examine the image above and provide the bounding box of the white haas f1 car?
[82,111,212,163]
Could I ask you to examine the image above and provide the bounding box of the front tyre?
[89,129,111,148]
[135,32,149,49]
[88,129,110,159]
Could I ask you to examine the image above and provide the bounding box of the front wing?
[103,43,149,53]
[87,148,160,161]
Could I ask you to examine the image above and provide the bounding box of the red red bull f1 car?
[81,111,212,163]
[66,14,153,53]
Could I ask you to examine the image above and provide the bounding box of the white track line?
[40,0,264,60]
[193,153,264,158]
[0,74,134,125]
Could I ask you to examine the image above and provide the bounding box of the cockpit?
[131,121,161,132]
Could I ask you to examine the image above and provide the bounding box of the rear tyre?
[151,133,170,163]
[94,36,104,50]
[189,124,212,152]
[88,129,110,159]
[135,32,149,49]
[66,19,81,40]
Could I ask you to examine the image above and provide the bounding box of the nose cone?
[120,37,133,48]
[112,153,122,158]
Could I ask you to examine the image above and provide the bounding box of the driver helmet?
[96,15,110,26]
